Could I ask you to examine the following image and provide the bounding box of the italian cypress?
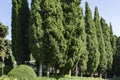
[110,23,116,55]
[12,0,30,64]
[60,0,85,74]
[100,18,113,70]
[94,7,107,77]
[112,37,120,76]
[29,0,44,77]
[41,0,67,75]
[78,8,88,77]
[85,2,100,76]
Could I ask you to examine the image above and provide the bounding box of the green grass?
[36,77,103,80]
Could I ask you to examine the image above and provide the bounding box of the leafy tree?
[94,7,107,77]
[100,18,113,70]
[29,0,44,77]
[40,0,67,76]
[85,2,100,76]
[0,22,8,76]
[12,0,30,64]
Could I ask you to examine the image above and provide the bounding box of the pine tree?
[29,0,44,77]
[100,18,113,70]
[94,7,107,77]
[60,0,86,74]
[12,0,30,64]
[41,0,67,75]
[85,2,100,76]
[78,8,88,77]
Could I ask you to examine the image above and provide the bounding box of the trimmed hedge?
[8,65,37,80]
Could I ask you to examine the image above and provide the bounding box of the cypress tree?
[41,0,67,75]
[112,37,120,76]
[100,18,113,70]
[78,8,88,77]
[85,2,100,76]
[60,0,85,74]
[110,23,116,54]
[94,7,107,77]
[12,0,30,64]
[29,0,44,77]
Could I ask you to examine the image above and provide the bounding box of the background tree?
[100,18,113,70]
[0,22,8,76]
[94,7,107,77]
[112,37,120,77]
[12,0,30,64]
[85,2,100,76]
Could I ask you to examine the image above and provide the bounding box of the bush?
[8,65,37,80]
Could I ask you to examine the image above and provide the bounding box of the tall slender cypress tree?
[110,23,116,55]
[94,7,107,77]
[29,0,44,77]
[112,37,120,76]
[60,0,86,74]
[85,2,100,76]
[100,18,113,70]
[78,8,88,77]
[41,0,67,72]
[12,0,30,64]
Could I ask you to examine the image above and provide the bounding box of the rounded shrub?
[8,65,37,80]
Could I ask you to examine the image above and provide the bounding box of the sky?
[0,0,120,40]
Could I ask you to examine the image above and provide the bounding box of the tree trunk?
[47,64,50,77]
[37,61,42,77]
[91,73,93,77]
[99,73,102,78]
[75,65,78,77]
[80,72,83,77]
[2,58,4,77]
[69,69,71,76]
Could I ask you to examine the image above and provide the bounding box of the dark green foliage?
[41,0,66,68]
[12,0,30,64]
[100,18,113,69]
[112,37,120,76]
[110,23,117,55]
[60,0,86,74]
[94,7,107,76]
[8,65,37,80]
[29,0,44,62]
[0,23,8,38]
[85,2,100,76]
[78,9,88,75]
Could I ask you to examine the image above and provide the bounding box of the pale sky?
[0,0,120,40]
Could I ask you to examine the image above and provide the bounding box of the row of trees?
[11,0,120,78]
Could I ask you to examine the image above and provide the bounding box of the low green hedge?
[8,65,37,80]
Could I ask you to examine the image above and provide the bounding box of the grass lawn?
[36,77,103,80]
